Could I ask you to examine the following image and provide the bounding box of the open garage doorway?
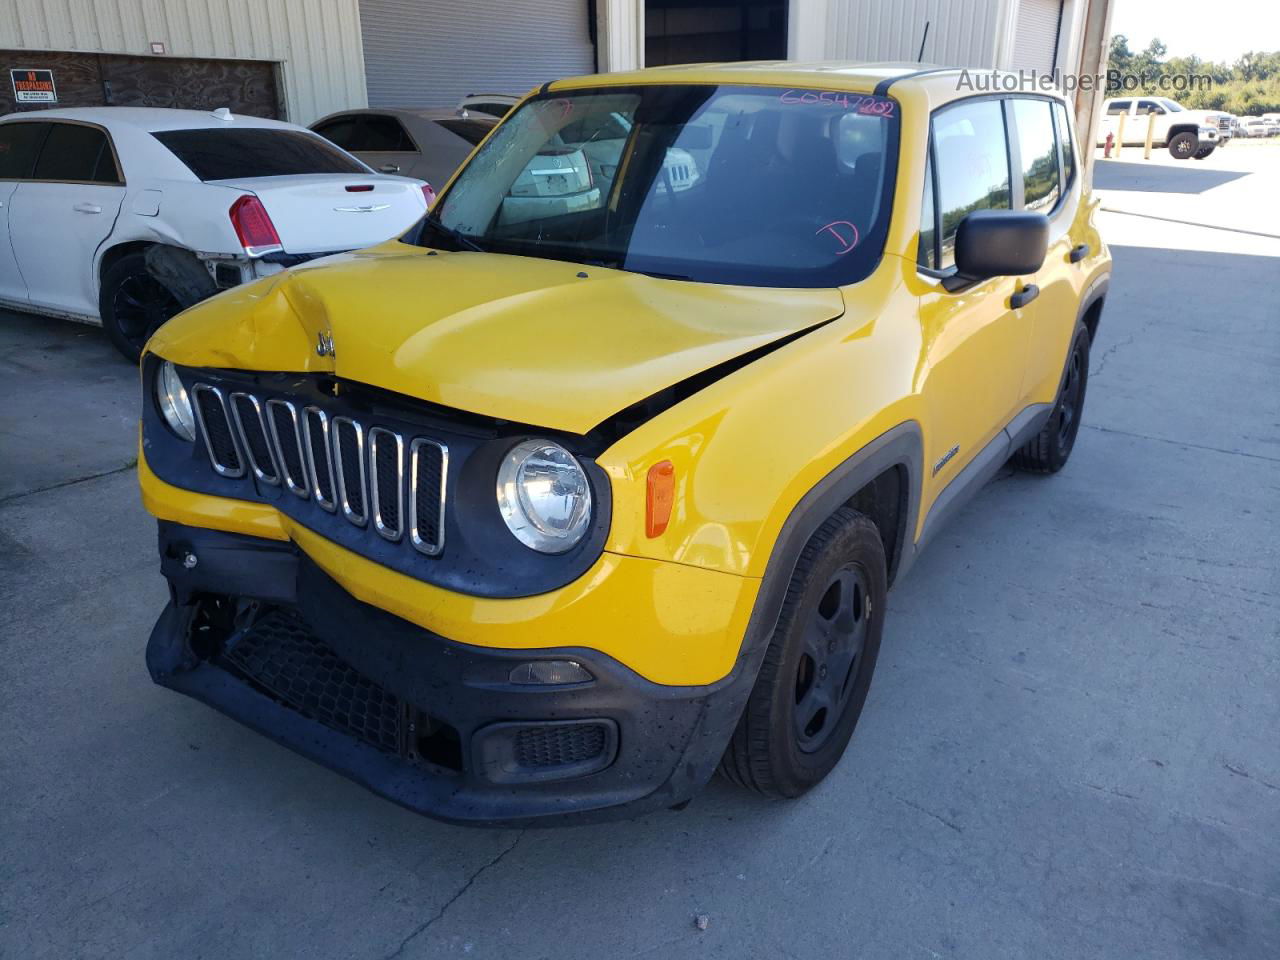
[644,0,788,66]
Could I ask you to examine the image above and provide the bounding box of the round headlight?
[496,440,593,553]
[155,359,195,441]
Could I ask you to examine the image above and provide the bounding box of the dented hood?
[147,244,845,435]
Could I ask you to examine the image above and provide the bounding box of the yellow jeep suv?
[139,63,1110,825]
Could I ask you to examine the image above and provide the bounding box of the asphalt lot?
[3,145,1279,959]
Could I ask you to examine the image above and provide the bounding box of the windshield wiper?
[418,214,486,253]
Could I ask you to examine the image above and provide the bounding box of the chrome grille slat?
[409,437,448,556]
[191,384,245,478]
[331,416,368,526]
[302,406,337,512]
[265,399,310,499]
[368,427,404,542]
[229,392,280,485]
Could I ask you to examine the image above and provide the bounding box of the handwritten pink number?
[816,221,859,255]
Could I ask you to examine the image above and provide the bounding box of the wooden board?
[0,50,281,118]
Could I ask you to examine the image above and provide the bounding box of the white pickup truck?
[1097,96,1231,159]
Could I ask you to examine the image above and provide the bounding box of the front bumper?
[147,522,759,826]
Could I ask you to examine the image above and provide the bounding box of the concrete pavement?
[1,153,1278,959]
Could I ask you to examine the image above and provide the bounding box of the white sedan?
[0,107,431,360]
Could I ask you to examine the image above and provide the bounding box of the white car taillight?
[229,195,283,257]
[422,183,436,210]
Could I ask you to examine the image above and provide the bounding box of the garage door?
[1009,0,1064,73]
[0,50,281,117]
[360,0,595,109]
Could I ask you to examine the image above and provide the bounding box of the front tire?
[1012,322,1090,474]
[1193,144,1216,159]
[1168,131,1198,159]
[100,250,184,363]
[719,508,885,798]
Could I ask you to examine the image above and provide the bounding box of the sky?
[1109,0,1280,63]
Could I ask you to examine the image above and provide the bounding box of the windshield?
[1159,98,1184,112]
[427,84,900,287]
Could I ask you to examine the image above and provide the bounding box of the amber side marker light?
[646,460,675,538]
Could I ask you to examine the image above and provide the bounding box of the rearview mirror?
[949,209,1050,287]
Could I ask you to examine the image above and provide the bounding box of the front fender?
[599,256,924,580]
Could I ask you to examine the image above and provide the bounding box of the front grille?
[514,723,608,768]
[192,380,449,559]
[192,385,244,477]
[224,610,401,753]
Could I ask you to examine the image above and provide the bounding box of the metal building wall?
[359,0,595,108]
[815,0,1009,68]
[0,0,368,124]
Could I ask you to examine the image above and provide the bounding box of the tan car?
[310,108,495,191]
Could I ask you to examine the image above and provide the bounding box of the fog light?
[509,660,593,685]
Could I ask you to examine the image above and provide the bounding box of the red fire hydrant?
[1104,132,1114,158]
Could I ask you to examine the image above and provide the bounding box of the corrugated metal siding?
[1009,0,1063,72]
[0,0,367,123]
[822,0,1003,69]
[360,0,595,109]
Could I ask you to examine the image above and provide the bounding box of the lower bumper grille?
[223,610,402,754]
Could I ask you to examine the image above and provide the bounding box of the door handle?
[73,202,102,214]
[1010,283,1039,309]
[379,163,400,173]
[1069,243,1090,263]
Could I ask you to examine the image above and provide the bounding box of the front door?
[912,98,1032,515]
[8,121,125,316]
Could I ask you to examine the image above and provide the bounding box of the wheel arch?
[745,421,923,652]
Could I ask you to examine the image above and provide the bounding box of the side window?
[1105,100,1130,116]
[1053,101,1076,191]
[313,116,360,150]
[1136,99,1164,115]
[360,116,415,152]
[0,122,49,179]
[1011,98,1059,212]
[918,150,937,269]
[933,99,1011,269]
[33,123,120,184]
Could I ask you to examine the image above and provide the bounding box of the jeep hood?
[147,244,845,435]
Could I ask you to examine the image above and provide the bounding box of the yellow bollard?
[1115,112,1126,158]
[1144,111,1156,159]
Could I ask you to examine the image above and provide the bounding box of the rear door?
[349,115,421,177]
[9,121,126,315]
[0,121,49,303]
[1008,97,1082,405]
[313,113,421,177]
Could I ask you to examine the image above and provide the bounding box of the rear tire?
[718,508,885,798]
[1167,132,1198,159]
[100,250,184,364]
[1012,322,1090,474]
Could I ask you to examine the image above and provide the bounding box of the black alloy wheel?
[100,251,184,363]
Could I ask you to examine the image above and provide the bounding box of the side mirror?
[948,209,1049,289]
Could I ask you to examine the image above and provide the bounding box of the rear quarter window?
[152,128,367,180]
[434,119,495,147]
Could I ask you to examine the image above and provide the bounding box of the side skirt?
[914,402,1053,552]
